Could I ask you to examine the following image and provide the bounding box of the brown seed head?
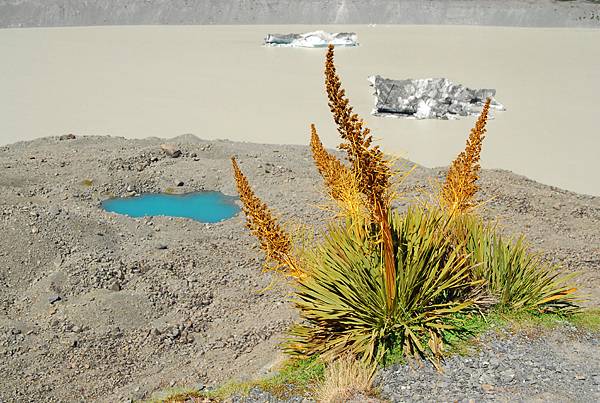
[441,98,491,213]
[324,45,393,214]
[231,157,302,277]
[310,123,350,200]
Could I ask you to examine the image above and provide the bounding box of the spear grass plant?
[285,207,480,369]
[230,44,579,373]
[456,213,578,312]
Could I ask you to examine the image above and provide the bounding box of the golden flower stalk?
[310,124,364,222]
[324,45,393,213]
[441,98,491,213]
[231,157,303,278]
[324,45,396,309]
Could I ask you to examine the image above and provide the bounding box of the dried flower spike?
[231,157,302,278]
[310,124,364,219]
[441,98,491,213]
[324,45,393,214]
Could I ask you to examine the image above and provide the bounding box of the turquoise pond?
[101,192,240,223]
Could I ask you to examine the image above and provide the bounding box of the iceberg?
[369,76,505,120]
[264,31,358,48]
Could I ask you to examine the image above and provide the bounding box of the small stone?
[31,227,38,234]
[176,181,184,187]
[59,133,76,140]
[156,244,168,250]
[500,369,516,383]
[481,384,495,393]
[110,282,121,292]
[48,295,61,304]
[160,144,181,158]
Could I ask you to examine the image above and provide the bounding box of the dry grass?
[441,98,491,213]
[231,157,303,278]
[314,354,377,403]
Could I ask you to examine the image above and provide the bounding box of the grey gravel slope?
[1,0,600,28]
[0,134,598,402]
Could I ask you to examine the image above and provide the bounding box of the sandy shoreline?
[2,24,600,196]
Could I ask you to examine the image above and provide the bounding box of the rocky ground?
[0,134,599,402]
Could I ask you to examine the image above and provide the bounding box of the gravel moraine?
[0,134,598,402]
[377,327,600,402]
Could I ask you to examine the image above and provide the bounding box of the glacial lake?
[101,192,240,223]
[1,25,599,195]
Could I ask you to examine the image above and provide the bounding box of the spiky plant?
[441,98,491,213]
[230,45,579,372]
[286,206,477,367]
[457,213,578,312]
[231,157,303,278]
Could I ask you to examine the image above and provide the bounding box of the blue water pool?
[101,192,240,223]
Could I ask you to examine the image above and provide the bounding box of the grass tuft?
[568,308,600,332]
[315,354,376,403]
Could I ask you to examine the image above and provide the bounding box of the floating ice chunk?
[264,31,358,48]
[368,75,505,120]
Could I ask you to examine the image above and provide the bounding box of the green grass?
[443,309,599,359]
[570,308,600,332]
[81,179,93,187]
[157,356,325,402]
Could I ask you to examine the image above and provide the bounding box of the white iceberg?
[369,76,505,120]
[264,30,358,48]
